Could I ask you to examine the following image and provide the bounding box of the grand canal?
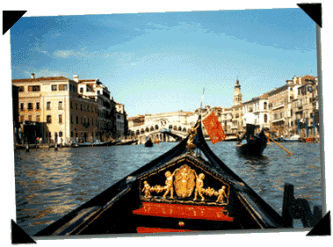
[14,141,322,236]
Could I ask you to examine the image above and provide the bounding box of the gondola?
[34,115,291,237]
[144,138,153,147]
[235,130,268,156]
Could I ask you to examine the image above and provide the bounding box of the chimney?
[31,73,35,79]
[73,75,79,82]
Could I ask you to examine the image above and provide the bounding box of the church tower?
[233,79,242,106]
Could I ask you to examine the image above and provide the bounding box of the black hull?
[144,139,153,147]
[35,117,285,236]
[236,131,267,156]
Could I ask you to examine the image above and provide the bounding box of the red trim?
[137,227,195,233]
[132,202,233,222]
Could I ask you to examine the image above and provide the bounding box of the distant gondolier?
[239,108,256,142]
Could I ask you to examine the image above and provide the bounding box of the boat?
[144,138,153,147]
[235,130,268,156]
[281,135,301,142]
[71,140,119,148]
[34,115,292,236]
[115,140,138,146]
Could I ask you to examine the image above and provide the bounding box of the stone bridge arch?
[129,121,193,144]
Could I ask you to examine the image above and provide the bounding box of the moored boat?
[115,140,138,146]
[235,130,268,156]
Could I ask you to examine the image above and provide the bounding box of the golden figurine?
[142,181,152,198]
[186,127,197,154]
[216,185,227,203]
[194,173,205,201]
[163,171,175,199]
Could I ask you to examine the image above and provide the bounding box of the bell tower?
[233,79,242,106]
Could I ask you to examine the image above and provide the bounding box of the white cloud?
[53,50,75,58]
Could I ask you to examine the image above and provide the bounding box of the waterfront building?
[115,102,126,138]
[11,74,122,145]
[76,76,117,140]
[289,75,319,137]
[12,85,19,144]
[128,115,145,128]
[241,93,270,132]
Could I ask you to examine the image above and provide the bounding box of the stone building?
[241,93,270,131]
[76,76,117,140]
[115,102,127,138]
[12,73,119,144]
[289,75,319,137]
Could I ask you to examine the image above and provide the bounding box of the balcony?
[272,117,285,123]
[271,103,284,110]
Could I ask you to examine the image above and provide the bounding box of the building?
[115,102,126,138]
[12,85,19,144]
[241,93,270,131]
[76,76,117,140]
[289,75,319,137]
[11,73,120,145]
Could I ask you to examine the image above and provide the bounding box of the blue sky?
[10,8,317,117]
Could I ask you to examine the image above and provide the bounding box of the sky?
[9,8,318,117]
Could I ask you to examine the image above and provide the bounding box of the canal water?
[14,141,322,235]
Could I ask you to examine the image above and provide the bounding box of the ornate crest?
[173,165,196,198]
[140,162,230,205]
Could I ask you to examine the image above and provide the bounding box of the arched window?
[155,125,159,130]
[264,102,267,110]
[169,125,172,129]
[150,126,154,131]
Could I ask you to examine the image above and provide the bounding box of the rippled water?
[14,141,322,235]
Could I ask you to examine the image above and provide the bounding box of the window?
[59,131,63,137]
[80,88,84,93]
[59,115,63,124]
[71,115,73,123]
[36,115,40,122]
[76,103,78,110]
[51,85,57,91]
[28,115,32,121]
[20,115,24,122]
[264,114,267,123]
[36,102,40,110]
[47,115,52,123]
[264,102,267,110]
[20,103,24,111]
[70,101,73,108]
[58,101,63,110]
[28,103,33,110]
[46,102,51,110]
[18,86,24,92]
[59,84,67,91]
[71,131,74,137]
[76,116,79,124]
[28,85,40,91]
[81,104,83,111]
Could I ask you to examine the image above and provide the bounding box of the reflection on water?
[14,141,322,235]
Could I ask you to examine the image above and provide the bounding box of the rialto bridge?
[128,121,194,144]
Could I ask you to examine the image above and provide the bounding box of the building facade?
[12,73,120,145]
